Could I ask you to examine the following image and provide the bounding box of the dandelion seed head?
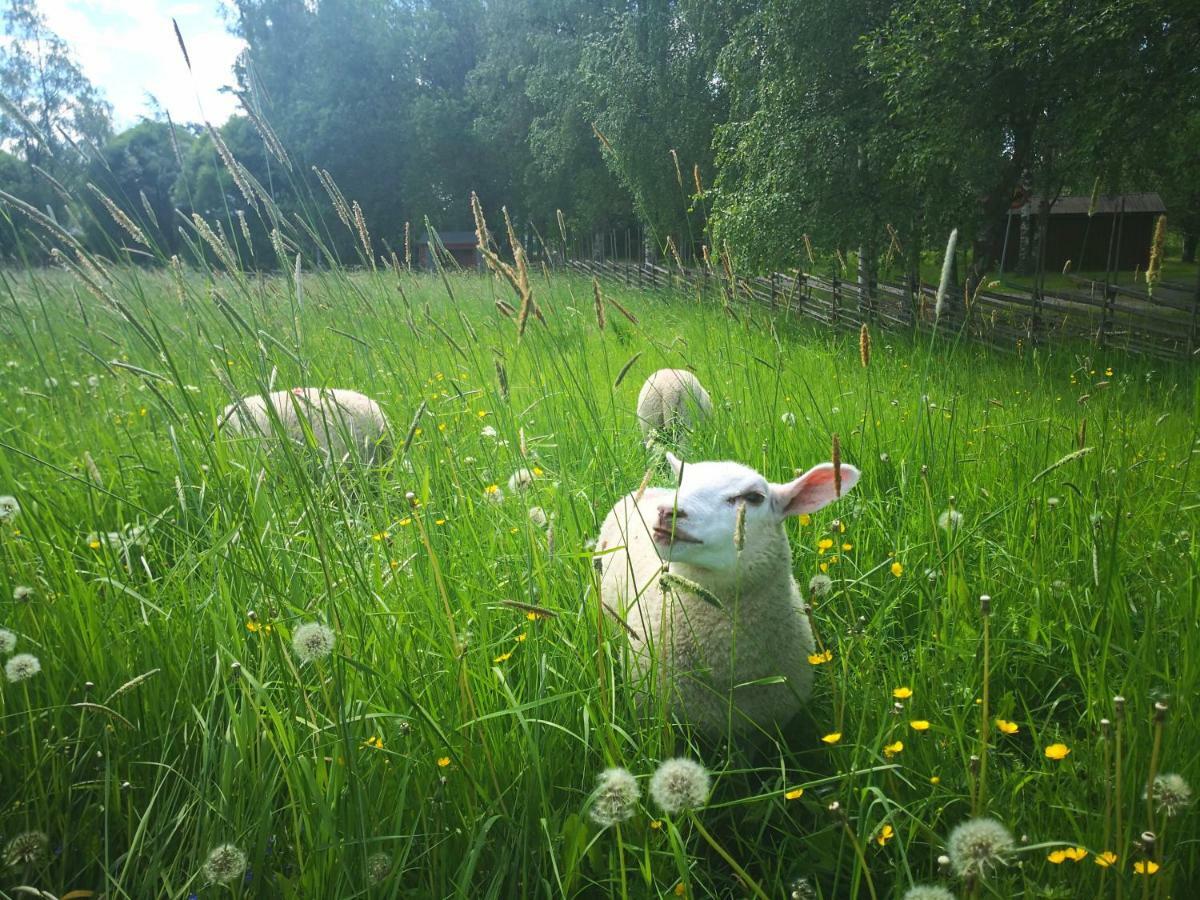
[0,495,19,521]
[202,843,248,884]
[1150,773,1192,816]
[3,830,48,866]
[5,653,41,683]
[589,767,641,827]
[789,877,817,899]
[508,468,535,492]
[808,574,833,597]
[12,585,33,602]
[781,412,797,427]
[527,506,548,527]
[946,817,1013,879]
[649,758,710,815]
[0,629,15,653]
[291,622,335,663]
[366,850,392,884]
[902,887,957,900]
[938,510,963,532]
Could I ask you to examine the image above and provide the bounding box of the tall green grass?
[0,245,1196,897]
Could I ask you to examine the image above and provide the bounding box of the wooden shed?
[416,231,481,271]
[1002,192,1165,273]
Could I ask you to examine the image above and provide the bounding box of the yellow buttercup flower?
[1094,851,1118,868]
[1133,861,1159,875]
[362,735,384,750]
[821,732,842,745]
[817,538,834,554]
[1044,743,1071,760]
[1049,847,1087,864]
[892,686,913,699]
[875,824,895,846]
[785,788,804,800]
[493,650,513,663]
[929,775,941,785]
[437,756,451,768]
[808,649,833,665]
[1065,848,1087,861]
[798,514,811,526]
[995,718,1019,735]
[909,720,930,731]
[842,542,853,551]
[890,561,904,577]
[883,741,904,758]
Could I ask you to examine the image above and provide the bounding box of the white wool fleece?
[219,388,390,465]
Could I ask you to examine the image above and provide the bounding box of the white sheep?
[219,388,391,465]
[596,452,860,738]
[635,369,712,439]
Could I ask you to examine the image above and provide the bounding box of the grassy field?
[0,261,1196,899]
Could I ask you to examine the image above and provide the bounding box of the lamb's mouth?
[653,526,702,545]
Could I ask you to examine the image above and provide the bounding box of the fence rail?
[567,259,1200,362]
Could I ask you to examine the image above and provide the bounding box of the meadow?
[0,258,1196,899]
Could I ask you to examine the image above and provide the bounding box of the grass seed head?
[859,323,871,368]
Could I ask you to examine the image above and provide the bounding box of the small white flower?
[527,506,548,528]
[202,843,248,884]
[0,495,20,521]
[291,622,336,663]
[938,510,963,532]
[781,412,797,427]
[649,758,710,815]
[43,377,58,390]
[830,406,840,414]
[87,374,100,388]
[12,585,33,602]
[5,653,42,683]
[0,629,16,653]
[508,468,535,492]
[589,767,641,827]
[480,425,498,439]
[808,574,833,598]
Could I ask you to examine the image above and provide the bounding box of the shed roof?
[416,231,478,246]
[1007,192,1165,216]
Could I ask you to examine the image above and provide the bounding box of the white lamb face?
[654,452,861,571]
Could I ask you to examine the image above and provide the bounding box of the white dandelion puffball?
[3,830,49,866]
[202,843,248,884]
[291,622,336,663]
[508,468,536,492]
[589,767,641,827]
[87,374,100,388]
[0,495,19,521]
[0,629,16,653]
[808,574,833,598]
[946,817,1014,879]
[1151,773,1192,816]
[781,412,797,427]
[649,758,711,815]
[938,509,963,532]
[903,887,957,900]
[5,653,41,683]
[43,377,58,390]
[12,585,33,602]
[527,506,549,528]
[366,850,392,883]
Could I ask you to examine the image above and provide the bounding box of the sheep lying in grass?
[219,388,391,465]
[596,453,860,738]
[636,369,712,440]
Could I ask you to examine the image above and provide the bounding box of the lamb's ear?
[771,463,861,517]
[665,451,685,481]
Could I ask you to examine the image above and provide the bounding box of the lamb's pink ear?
[772,463,861,517]
[665,452,685,481]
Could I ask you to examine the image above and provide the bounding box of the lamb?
[635,369,712,439]
[218,388,391,465]
[595,453,860,739]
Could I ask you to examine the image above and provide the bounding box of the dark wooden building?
[1002,192,1165,273]
[416,231,481,271]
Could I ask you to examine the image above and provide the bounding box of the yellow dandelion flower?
[389,559,399,569]
[842,542,853,551]
[883,740,904,758]
[817,538,834,554]
[1044,743,1071,760]
[477,410,488,418]
[533,466,544,476]
[1133,861,1159,875]
[435,518,446,525]
[808,649,833,665]
[674,884,686,897]
[890,561,904,577]
[484,484,500,495]
[437,756,451,768]
[139,407,147,416]
[995,718,1019,735]
[649,819,663,830]
[909,720,930,731]
[929,775,940,785]
[875,824,895,846]
[1105,367,1113,377]
[372,532,389,542]
[1094,851,1118,868]
[798,514,811,526]
[821,732,842,744]
[438,422,447,432]
[399,517,412,526]
[892,686,913,699]
[517,632,527,642]
[820,562,829,573]
[89,539,102,550]
[785,788,804,800]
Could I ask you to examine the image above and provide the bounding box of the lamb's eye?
[732,491,766,506]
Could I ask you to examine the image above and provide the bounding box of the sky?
[39,0,245,129]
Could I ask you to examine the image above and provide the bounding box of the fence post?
[769,272,778,310]
[831,274,841,328]
[1189,264,1200,358]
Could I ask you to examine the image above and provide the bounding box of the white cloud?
[37,0,245,129]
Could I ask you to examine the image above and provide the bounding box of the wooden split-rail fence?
[567,258,1200,362]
